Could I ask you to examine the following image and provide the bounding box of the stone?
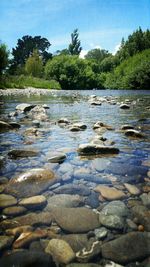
[0,235,14,251]
[76,240,101,262]
[45,239,75,264]
[58,118,70,124]
[53,184,91,196]
[121,125,134,130]
[15,103,35,112]
[53,207,100,233]
[45,194,84,211]
[140,192,150,208]
[4,168,56,198]
[85,192,99,208]
[70,123,87,131]
[48,153,67,163]
[9,122,21,129]
[99,213,124,230]
[6,225,33,237]
[124,183,140,195]
[58,163,73,174]
[101,200,129,217]
[94,227,108,240]
[101,232,150,264]
[0,251,55,267]
[78,144,119,156]
[91,158,110,172]
[32,120,40,127]
[125,129,145,138]
[28,105,48,120]
[94,186,126,200]
[0,120,12,132]
[0,194,17,208]
[67,264,100,267]
[3,206,27,216]
[0,212,52,229]
[61,234,88,252]
[19,195,47,209]
[119,104,130,109]
[8,149,39,159]
[126,219,138,230]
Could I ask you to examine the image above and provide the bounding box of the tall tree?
[10,35,52,72]
[85,48,111,63]
[0,43,9,75]
[68,29,82,55]
[25,49,43,77]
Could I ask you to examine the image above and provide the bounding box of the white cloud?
[112,43,121,55]
[79,49,88,58]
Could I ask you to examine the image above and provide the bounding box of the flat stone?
[19,195,47,209]
[125,129,145,138]
[45,194,84,211]
[101,200,129,217]
[0,194,17,209]
[0,121,12,132]
[94,186,126,200]
[53,207,100,233]
[99,213,124,230]
[124,183,140,195]
[4,168,56,198]
[45,239,75,264]
[0,236,14,251]
[91,158,110,172]
[119,104,130,109]
[8,149,39,159]
[78,144,119,156]
[3,206,27,216]
[101,232,150,264]
[53,184,91,196]
[48,153,67,163]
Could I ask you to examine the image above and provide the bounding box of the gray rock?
[61,234,88,252]
[85,192,99,208]
[78,144,119,156]
[4,168,56,198]
[91,158,110,172]
[53,184,91,196]
[76,240,101,263]
[48,153,67,163]
[101,232,150,264]
[131,205,150,231]
[94,227,108,240]
[19,195,47,209]
[0,194,17,209]
[53,207,100,233]
[119,104,130,109]
[101,201,129,217]
[140,192,150,208]
[15,103,35,112]
[0,235,14,251]
[99,213,124,230]
[58,163,73,174]
[125,129,145,138]
[8,149,39,159]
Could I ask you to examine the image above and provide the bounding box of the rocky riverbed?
[0,89,150,267]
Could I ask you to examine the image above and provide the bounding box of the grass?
[0,75,61,89]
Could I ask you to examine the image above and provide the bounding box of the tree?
[25,49,43,77]
[0,43,9,75]
[68,29,82,55]
[10,35,51,72]
[85,48,111,63]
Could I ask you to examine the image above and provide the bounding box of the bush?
[25,50,43,77]
[0,43,9,75]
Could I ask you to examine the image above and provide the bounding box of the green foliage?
[0,43,9,75]
[0,75,61,89]
[45,55,103,89]
[99,55,119,72]
[25,50,43,77]
[68,29,82,55]
[104,49,150,89]
[85,48,111,63]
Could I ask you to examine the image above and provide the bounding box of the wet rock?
[19,195,47,209]
[13,229,47,249]
[0,212,52,229]
[121,125,134,130]
[5,168,56,198]
[101,200,129,217]
[94,227,108,240]
[58,162,73,174]
[45,194,84,211]
[93,121,114,131]
[0,235,14,251]
[48,153,67,163]
[67,264,101,267]
[99,213,124,230]
[0,251,55,267]
[9,122,21,129]
[53,184,91,196]
[3,206,27,216]
[91,158,110,172]
[124,183,140,195]
[126,219,138,230]
[0,176,8,184]
[32,120,40,127]
[8,149,39,159]
[0,121,12,132]
[15,103,35,112]
[78,144,119,156]
[140,192,150,208]
[58,118,70,124]
[45,238,75,264]
[76,240,101,263]
[70,123,87,131]
[85,192,99,208]
[119,104,130,109]
[94,186,126,200]
[61,234,88,252]
[23,127,38,136]
[53,207,100,233]
[125,129,145,138]
[101,232,150,264]
[0,194,17,209]
[6,225,33,237]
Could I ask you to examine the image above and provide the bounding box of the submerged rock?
[78,144,119,156]
[8,149,39,159]
[125,129,145,138]
[53,184,91,196]
[101,200,129,217]
[0,194,17,209]
[94,186,126,200]
[0,121,12,132]
[4,168,56,198]
[0,235,14,252]
[99,213,124,230]
[19,195,47,209]
[48,153,67,163]
[124,183,140,195]
[3,206,27,216]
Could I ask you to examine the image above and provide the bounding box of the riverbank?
[0,87,60,96]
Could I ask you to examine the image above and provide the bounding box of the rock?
[121,125,134,130]
[58,163,73,174]
[0,251,55,267]
[24,127,38,136]
[91,101,102,106]
[78,144,119,156]
[48,153,67,163]
[9,122,21,129]
[58,118,70,124]
[0,236,14,251]
[53,184,91,196]
[119,104,130,109]
[101,232,150,264]
[67,264,100,267]
[94,227,108,240]
[94,186,126,200]
[32,120,40,127]
[85,192,99,208]
[124,183,140,195]
[93,121,114,131]
[0,121,12,132]
[53,207,100,233]
[16,103,35,112]
[6,225,33,237]
[8,149,39,159]
[125,129,145,138]
[45,194,84,211]
[45,239,75,264]
[99,213,124,230]
[28,105,48,120]
[91,158,110,172]
[13,229,47,249]
[19,195,47,209]
[70,123,87,131]
[61,234,88,252]
[101,200,129,217]
[76,239,101,262]
[3,206,27,216]
[126,219,138,230]
[140,192,150,208]
[4,168,56,198]
[0,194,17,209]
[0,212,52,229]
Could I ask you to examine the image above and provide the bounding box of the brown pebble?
[138,225,144,232]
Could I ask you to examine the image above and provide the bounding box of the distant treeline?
[0,27,150,89]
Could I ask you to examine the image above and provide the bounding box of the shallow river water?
[0,89,150,267]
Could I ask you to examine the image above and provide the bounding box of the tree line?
[0,27,150,89]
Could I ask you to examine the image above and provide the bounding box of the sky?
[0,0,150,56]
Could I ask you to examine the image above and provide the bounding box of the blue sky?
[0,0,150,56]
